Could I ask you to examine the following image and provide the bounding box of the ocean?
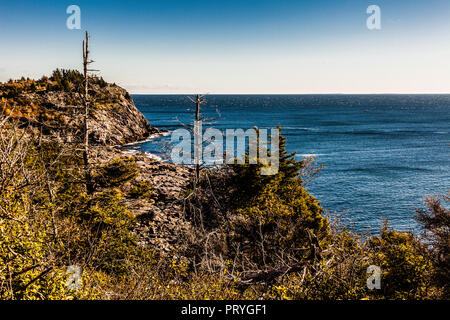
[128,94,450,233]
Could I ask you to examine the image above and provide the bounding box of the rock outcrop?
[87,85,158,145]
[0,71,159,145]
[131,157,193,251]
[91,147,193,253]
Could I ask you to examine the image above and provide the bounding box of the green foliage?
[415,193,450,298]
[84,189,141,275]
[95,157,139,189]
[49,68,107,93]
[229,176,329,267]
[369,228,434,299]
[50,69,80,92]
[0,188,69,299]
[0,127,143,298]
[293,230,371,300]
[129,180,154,202]
[227,128,329,266]
[231,127,303,204]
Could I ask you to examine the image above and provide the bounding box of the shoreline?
[116,130,170,148]
[116,130,171,163]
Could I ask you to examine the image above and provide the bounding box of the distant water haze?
[124,94,450,233]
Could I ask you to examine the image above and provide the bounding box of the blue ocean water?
[129,94,450,233]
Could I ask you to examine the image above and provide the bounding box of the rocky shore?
[91,145,193,253]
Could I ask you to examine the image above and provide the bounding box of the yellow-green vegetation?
[129,181,154,202]
[0,94,448,300]
[0,125,146,299]
[94,157,140,189]
[0,69,124,131]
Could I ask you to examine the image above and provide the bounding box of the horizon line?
[129,92,450,95]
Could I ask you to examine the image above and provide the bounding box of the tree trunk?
[195,94,200,183]
[82,31,92,194]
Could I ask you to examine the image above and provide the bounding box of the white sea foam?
[118,131,170,163]
[282,127,319,131]
[298,153,326,157]
[121,147,164,162]
[121,149,138,155]
[144,152,164,162]
[119,131,170,147]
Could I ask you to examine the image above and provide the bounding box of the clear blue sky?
[0,0,449,93]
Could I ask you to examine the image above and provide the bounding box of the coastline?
[117,130,171,163]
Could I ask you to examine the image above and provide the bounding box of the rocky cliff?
[0,69,159,145]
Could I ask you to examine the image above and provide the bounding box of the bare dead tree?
[300,155,325,186]
[0,113,38,197]
[188,94,207,184]
[82,31,99,194]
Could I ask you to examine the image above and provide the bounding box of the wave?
[117,132,170,148]
[342,166,433,173]
[298,153,327,157]
[143,152,164,162]
[120,148,165,162]
[282,127,320,131]
[278,127,445,136]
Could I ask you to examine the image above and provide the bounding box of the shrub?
[95,157,139,189]
[415,193,450,298]
[369,227,434,299]
[129,180,154,202]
